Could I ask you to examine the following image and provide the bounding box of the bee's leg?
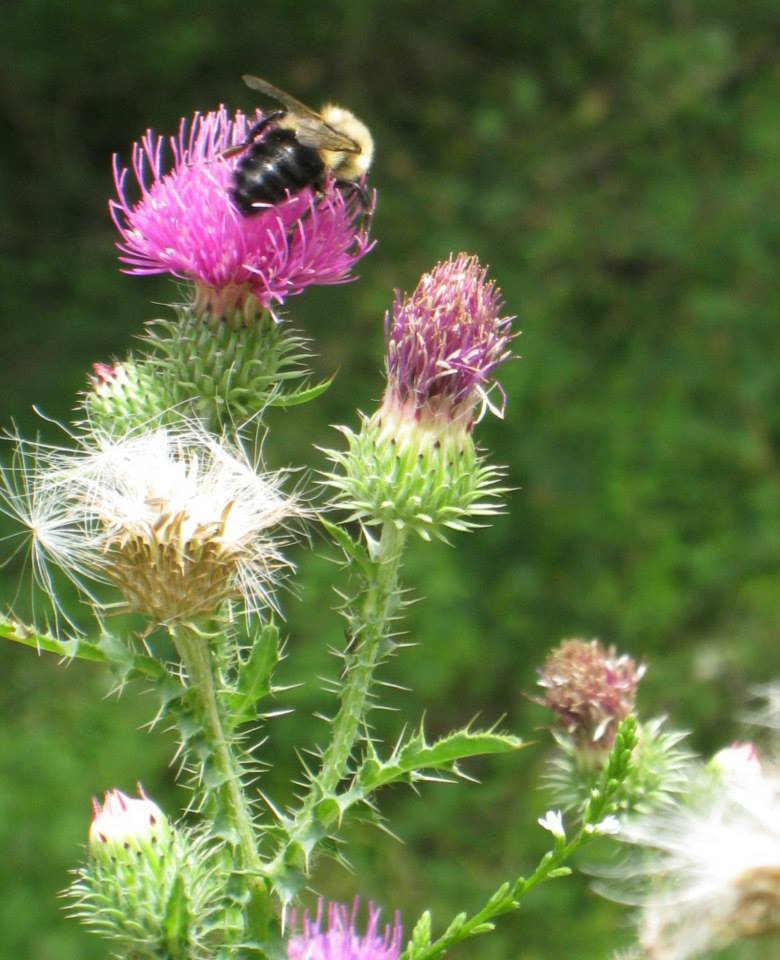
[335,178,371,210]
[246,109,287,143]
[333,180,373,232]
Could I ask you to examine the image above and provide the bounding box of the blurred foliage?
[1,0,780,957]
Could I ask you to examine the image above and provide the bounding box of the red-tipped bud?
[88,786,169,859]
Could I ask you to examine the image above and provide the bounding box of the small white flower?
[608,764,780,960]
[587,814,620,837]
[537,809,565,839]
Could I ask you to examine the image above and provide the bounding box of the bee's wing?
[242,74,360,153]
[294,118,361,153]
[242,75,323,119]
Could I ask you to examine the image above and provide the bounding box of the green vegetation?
[1,1,778,957]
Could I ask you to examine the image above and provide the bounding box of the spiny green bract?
[146,308,316,429]
[83,307,320,437]
[544,717,692,815]
[324,414,505,541]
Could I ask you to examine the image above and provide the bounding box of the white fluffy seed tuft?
[0,425,303,625]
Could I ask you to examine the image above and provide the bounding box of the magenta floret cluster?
[110,107,374,311]
[288,901,402,960]
[385,253,514,419]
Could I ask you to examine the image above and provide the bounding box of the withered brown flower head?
[537,638,643,748]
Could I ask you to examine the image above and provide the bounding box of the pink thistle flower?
[110,107,374,316]
[288,901,402,960]
[384,253,514,428]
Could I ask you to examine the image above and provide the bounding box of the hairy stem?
[171,624,270,930]
[269,522,407,890]
[318,522,407,793]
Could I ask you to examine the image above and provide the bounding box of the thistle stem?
[269,523,407,889]
[171,625,269,919]
[318,522,407,793]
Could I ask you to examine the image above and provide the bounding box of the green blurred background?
[1,1,779,957]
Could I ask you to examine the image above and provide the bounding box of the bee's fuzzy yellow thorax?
[320,104,374,179]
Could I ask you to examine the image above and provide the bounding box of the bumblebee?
[228,75,374,216]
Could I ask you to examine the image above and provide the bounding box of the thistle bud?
[82,360,176,435]
[327,254,514,539]
[70,788,223,958]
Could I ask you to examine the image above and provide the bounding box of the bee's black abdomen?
[231,128,326,215]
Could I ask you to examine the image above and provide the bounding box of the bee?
[228,75,374,216]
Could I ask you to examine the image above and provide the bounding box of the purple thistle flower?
[288,901,402,960]
[110,107,374,316]
[384,253,514,426]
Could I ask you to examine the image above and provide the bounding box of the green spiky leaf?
[224,623,281,728]
[0,614,106,662]
[269,373,335,408]
[0,614,166,682]
[411,911,432,950]
[356,724,525,792]
[320,518,372,574]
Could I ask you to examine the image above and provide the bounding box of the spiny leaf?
[356,724,525,792]
[224,623,281,728]
[0,614,106,663]
[270,374,335,408]
[411,911,432,949]
[0,614,165,681]
[96,632,169,682]
[320,518,372,574]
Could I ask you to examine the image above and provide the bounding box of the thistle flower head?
[325,255,512,538]
[89,786,169,859]
[2,426,300,626]
[613,758,780,959]
[383,253,514,428]
[538,638,644,749]
[73,426,299,622]
[288,901,402,960]
[111,107,374,318]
